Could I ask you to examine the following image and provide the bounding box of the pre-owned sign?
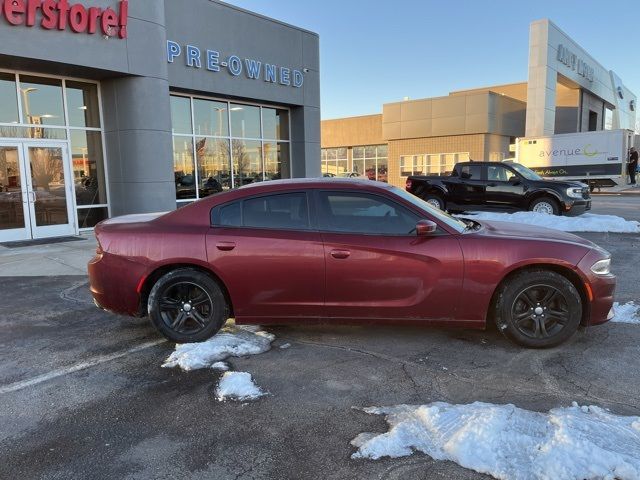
[0,0,128,38]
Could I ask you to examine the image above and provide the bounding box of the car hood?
[472,219,596,249]
[529,179,587,189]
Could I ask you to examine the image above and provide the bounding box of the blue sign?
[167,40,304,88]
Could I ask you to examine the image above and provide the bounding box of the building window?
[321,147,348,176]
[489,152,506,161]
[353,144,387,182]
[170,94,291,202]
[400,152,470,176]
[604,108,613,130]
[0,72,108,229]
[400,155,424,176]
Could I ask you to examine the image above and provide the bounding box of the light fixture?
[230,107,243,111]
[78,106,88,110]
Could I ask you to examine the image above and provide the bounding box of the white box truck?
[514,129,635,191]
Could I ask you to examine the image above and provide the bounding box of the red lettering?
[26,0,42,26]
[1,0,128,39]
[117,0,127,39]
[68,3,87,32]
[87,6,100,33]
[4,0,26,25]
[40,0,57,29]
[100,7,117,36]
[56,0,68,30]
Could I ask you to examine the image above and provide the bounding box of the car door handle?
[216,242,236,251]
[487,183,497,187]
[330,249,351,259]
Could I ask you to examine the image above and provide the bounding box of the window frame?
[210,191,314,232]
[314,190,421,237]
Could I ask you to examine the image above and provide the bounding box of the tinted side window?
[242,193,309,230]
[318,192,418,235]
[487,165,511,182]
[459,164,482,179]
[212,201,241,226]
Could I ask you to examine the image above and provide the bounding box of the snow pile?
[612,302,640,324]
[162,324,275,371]
[211,361,230,371]
[352,401,640,480]
[459,211,640,233]
[215,371,265,401]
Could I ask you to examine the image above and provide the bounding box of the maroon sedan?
[88,179,615,348]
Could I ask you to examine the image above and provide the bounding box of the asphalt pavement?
[0,196,639,480]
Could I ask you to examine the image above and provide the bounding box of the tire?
[422,193,445,210]
[494,270,581,348]
[529,196,560,215]
[148,268,228,343]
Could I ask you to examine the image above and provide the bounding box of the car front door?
[484,164,526,210]
[206,191,325,322]
[316,190,464,322]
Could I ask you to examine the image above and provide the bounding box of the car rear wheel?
[494,270,581,348]
[529,196,559,215]
[422,193,445,210]
[148,268,228,343]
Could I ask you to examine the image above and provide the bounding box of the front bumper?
[577,250,616,326]
[563,198,591,216]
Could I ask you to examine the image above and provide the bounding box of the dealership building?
[321,19,637,187]
[0,0,320,243]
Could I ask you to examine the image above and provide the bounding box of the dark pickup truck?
[405,161,591,216]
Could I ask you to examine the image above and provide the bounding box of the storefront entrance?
[0,141,76,242]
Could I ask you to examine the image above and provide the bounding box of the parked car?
[89,178,615,348]
[405,161,591,216]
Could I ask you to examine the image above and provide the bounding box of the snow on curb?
[216,371,265,401]
[612,302,640,324]
[162,324,275,371]
[458,211,640,233]
[351,401,640,479]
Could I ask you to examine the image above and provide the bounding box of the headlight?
[566,187,583,199]
[591,258,611,275]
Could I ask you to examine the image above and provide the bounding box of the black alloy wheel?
[148,268,228,343]
[494,270,581,348]
[159,282,213,335]
[510,284,569,340]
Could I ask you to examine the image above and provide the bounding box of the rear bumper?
[88,252,146,317]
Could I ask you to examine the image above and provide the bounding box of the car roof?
[238,177,394,192]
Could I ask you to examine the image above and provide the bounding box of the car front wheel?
[148,268,228,343]
[529,196,559,215]
[494,270,581,348]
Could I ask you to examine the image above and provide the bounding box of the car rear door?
[445,164,485,210]
[316,190,464,322]
[206,191,325,321]
[484,164,526,209]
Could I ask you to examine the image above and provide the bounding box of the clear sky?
[225,0,640,120]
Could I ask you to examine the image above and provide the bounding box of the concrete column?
[101,76,175,216]
[525,20,557,137]
[290,105,321,178]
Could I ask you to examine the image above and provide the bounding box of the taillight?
[405,179,412,191]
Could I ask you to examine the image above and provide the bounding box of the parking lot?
[1,195,639,480]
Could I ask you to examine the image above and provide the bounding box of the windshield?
[508,162,543,181]
[390,186,467,233]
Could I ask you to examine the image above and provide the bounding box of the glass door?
[0,142,76,242]
[0,143,31,242]
[23,143,76,239]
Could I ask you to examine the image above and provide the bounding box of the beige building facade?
[321,19,636,189]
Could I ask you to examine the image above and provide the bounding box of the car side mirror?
[416,219,437,236]
[508,176,520,184]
